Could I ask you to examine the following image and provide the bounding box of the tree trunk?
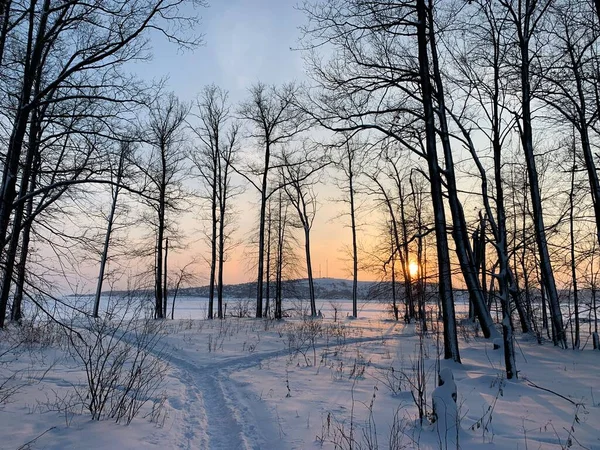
[349,159,358,318]
[0,104,42,325]
[217,178,227,320]
[390,230,399,321]
[395,170,415,320]
[517,4,566,347]
[11,148,39,323]
[0,3,51,327]
[0,0,50,259]
[256,142,271,318]
[427,2,498,341]
[275,195,284,320]
[304,226,317,317]
[493,88,517,378]
[208,152,218,319]
[155,202,164,319]
[163,237,169,319]
[417,0,460,362]
[94,149,125,318]
[569,150,580,349]
[264,203,272,318]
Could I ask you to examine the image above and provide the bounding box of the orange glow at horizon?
[409,261,419,278]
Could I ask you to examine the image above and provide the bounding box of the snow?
[1,298,599,449]
[432,368,458,449]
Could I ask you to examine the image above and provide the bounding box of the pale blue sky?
[144,1,307,103]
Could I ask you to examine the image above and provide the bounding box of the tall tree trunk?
[256,142,271,318]
[163,237,168,318]
[217,179,227,320]
[94,148,126,317]
[155,203,164,319]
[275,193,284,319]
[493,87,517,379]
[0,104,41,325]
[417,0,460,362]
[569,147,580,349]
[208,153,218,319]
[516,1,566,347]
[264,203,272,318]
[0,1,51,327]
[394,169,415,320]
[390,227,399,321]
[11,148,39,323]
[304,225,316,317]
[508,183,532,334]
[410,173,427,329]
[427,1,498,340]
[348,157,358,318]
[0,0,51,247]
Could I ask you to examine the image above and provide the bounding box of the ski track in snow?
[163,342,285,449]
[160,350,247,449]
[172,366,210,449]
[161,324,407,449]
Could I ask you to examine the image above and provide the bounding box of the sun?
[408,261,419,278]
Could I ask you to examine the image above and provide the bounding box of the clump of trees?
[1,0,600,383]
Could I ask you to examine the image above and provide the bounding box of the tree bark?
[427,1,498,341]
[516,2,566,347]
[163,237,169,319]
[569,149,580,349]
[348,149,358,318]
[94,147,126,318]
[417,0,460,362]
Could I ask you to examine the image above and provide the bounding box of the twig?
[524,379,578,406]
[513,337,528,363]
[17,426,56,450]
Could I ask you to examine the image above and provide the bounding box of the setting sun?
[408,261,419,277]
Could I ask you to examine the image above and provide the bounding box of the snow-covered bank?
[1,311,599,449]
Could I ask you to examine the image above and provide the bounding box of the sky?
[123,1,367,286]
[145,1,307,104]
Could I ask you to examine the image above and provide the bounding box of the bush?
[67,299,167,424]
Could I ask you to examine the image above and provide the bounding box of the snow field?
[0,305,599,449]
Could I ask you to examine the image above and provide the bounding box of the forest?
[1,1,600,449]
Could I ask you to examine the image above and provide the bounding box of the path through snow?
[162,321,407,449]
[164,341,285,449]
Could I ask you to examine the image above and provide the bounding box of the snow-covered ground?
[1,298,599,449]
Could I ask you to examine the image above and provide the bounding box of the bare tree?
[331,136,365,319]
[94,140,135,318]
[139,94,189,319]
[0,0,205,326]
[281,144,329,317]
[363,144,416,322]
[190,85,242,319]
[497,0,567,347]
[237,82,309,318]
[299,0,464,359]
